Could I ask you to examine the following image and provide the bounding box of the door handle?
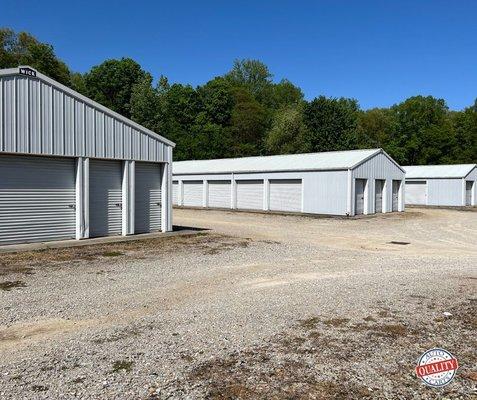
[115,203,122,209]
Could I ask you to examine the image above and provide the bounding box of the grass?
[111,360,134,373]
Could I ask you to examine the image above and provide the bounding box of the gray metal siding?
[353,152,405,213]
[135,162,162,233]
[207,181,231,208]
[375,179,385,213]
[89,159,122,237]
[269,179,302,212]
[0,75,172,163]
[392,180,400,211]
[0,155,76,244]
[355,179,366,215]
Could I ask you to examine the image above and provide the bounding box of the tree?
[0,28,71,85]
[265,106,308,154]
[302,96,359,152]
[270,79,304,109]
[389,96,455,165]
[450,100,477,163]
[229,87,268,156]
[83,58,150,118]
[225,59,273,102]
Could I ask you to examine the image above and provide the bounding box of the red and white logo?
[415,348,459,387]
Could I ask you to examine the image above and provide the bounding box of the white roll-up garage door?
[172,181,179,205]
[89,160,123,237]
[405,181,426,205]
[135,162,162,233]
[0,155,76,245]
[269,179,302,212]
[183,181,203,207]
[236,180,264,210]
[208,181,231,208]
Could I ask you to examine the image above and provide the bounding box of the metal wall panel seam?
[27,77,31,153]
[0,78,3,151]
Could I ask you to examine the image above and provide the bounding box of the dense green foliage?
[1,29,475,164]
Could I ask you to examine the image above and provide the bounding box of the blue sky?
[2,1,476,110]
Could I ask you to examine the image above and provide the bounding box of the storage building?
[173,149,405,216]
[404,164,476,207]
[0,66,174,245]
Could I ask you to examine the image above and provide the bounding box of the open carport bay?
[0,208,475,399]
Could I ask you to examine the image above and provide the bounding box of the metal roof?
[0,66,175,147]
[173,149,384,174]
[404,164,477,179]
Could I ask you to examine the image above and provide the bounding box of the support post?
[75,157,89,239]
[346,169,353,216]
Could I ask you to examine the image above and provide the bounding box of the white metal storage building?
[404,164,476,207]
[173,149,405,216]
[0,66,174,245]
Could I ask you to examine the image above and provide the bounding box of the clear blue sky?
[2,1,476,110]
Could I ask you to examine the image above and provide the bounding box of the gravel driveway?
[0,207,476,399]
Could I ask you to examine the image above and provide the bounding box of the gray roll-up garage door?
[355,179,366,215]
[392,180,401,211]
[183,181,203,207]
[0,155,76,245]
[172,181,179,205]
[208,181,231,208]
[375,179,385,213]
[236,180,264,210]
[466,181,473,206]
[405,181,427,205]
[269,179,302,212]
[135,162,162,233]
[89,159,122,237]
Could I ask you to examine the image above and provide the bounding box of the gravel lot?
[0,207,476,399]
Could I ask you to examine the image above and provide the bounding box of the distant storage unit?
[403,164,477,207]
[0,66,174,246]
[173,149,405,216]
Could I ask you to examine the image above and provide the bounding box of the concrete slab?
[0,226,207,254]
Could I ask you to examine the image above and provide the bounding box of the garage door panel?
[183,181,203,207]
[405,181,426,205]
[269,179,302,212]
[89,160,122,237]
[172,182,179,205]
[236,180,263,210]
[135,162,162,233]
[208,181,231,208]
[0,155,76,245]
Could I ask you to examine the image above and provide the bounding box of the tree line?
[1,28,475,165]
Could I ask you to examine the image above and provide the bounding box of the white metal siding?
[0,155,76,244]
[405,181,427,205]
[269,179,302,212]
[236,180,264,210]
[89,160,122,237]
[426,179,463,206]
[172,181,179,205]
[182,181,203,207]
[135,162,162,233]
[208,181,231,208]
[0,75,172,163]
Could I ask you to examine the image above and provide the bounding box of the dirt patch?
[167,300,476,399]
[0,280,27,291]
[0,233,250,275]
